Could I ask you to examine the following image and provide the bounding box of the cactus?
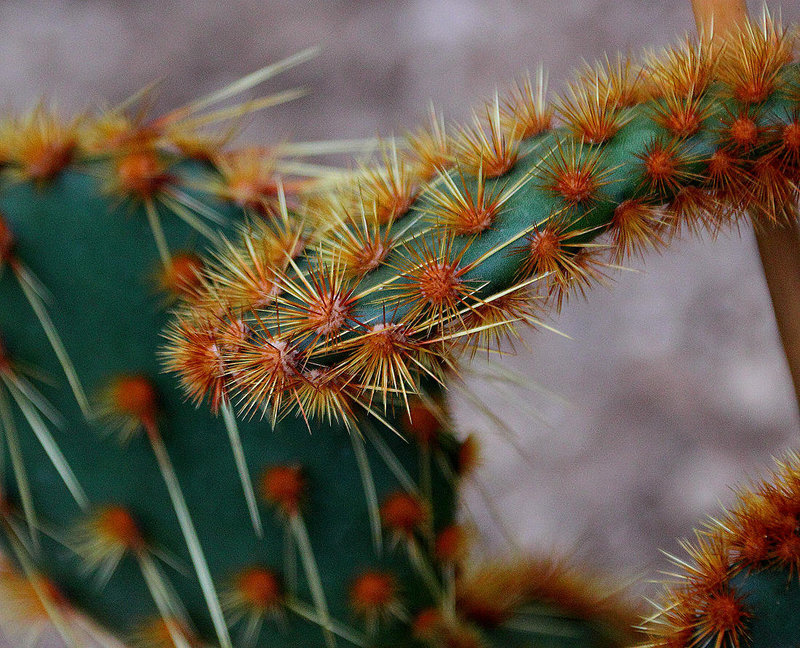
[642,450,800,647]
[2,8,800,648]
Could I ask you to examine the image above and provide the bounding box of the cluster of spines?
[0,44,384,539]
[166,14,800,431]
[5,166,546,647]
[641,450,800,648]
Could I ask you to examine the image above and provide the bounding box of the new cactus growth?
[1,7,800,648]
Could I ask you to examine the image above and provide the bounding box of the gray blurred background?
[2,0,800,644]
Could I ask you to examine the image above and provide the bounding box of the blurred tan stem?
[755,226,800,411]
[690,0,748,37]
[692,0,800,413]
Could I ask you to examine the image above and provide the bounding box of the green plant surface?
[0,147,465,646]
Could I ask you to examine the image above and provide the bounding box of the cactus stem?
[692,0,800,419]
[642,448,800,644]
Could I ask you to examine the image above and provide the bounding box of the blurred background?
[2,0,800,644]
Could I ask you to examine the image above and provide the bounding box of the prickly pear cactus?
[0,53,635,648]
